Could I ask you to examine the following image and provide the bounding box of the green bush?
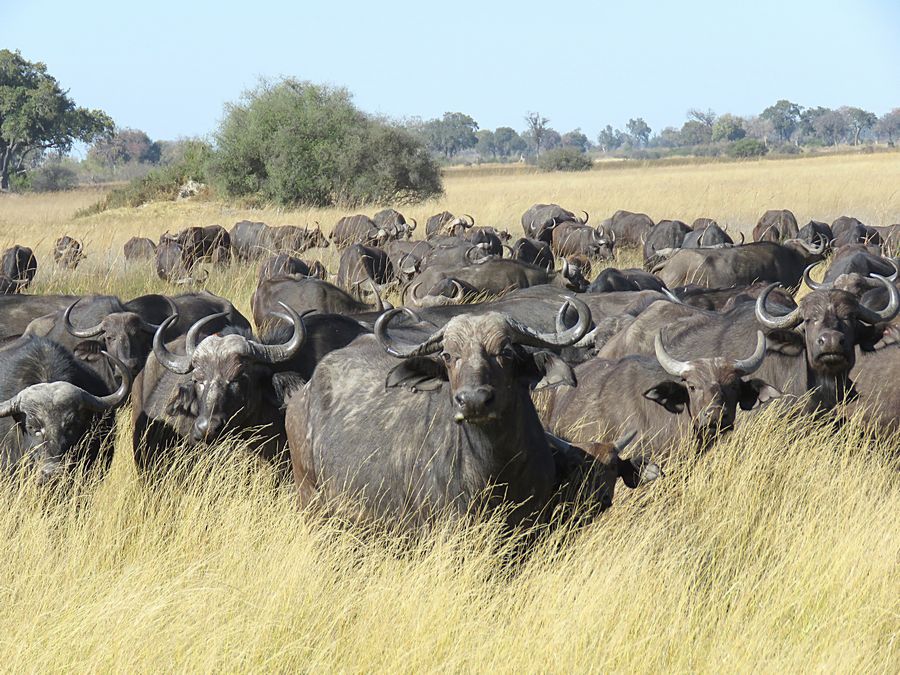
[76,141,213,216]
[210,79,443,207]
[537,147,593,172]
[29,162,78,192]
[727,138,768,158]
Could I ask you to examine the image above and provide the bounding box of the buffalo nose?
[192,418,210,442]
[454,387,495,416]
[817,333,845,348]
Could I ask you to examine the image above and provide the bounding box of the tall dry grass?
[0,154,898,670]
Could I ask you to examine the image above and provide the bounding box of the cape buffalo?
[132,305,308,474]
[546,331,778,457]
[337,244,394,295]
[425,212,473,240]
[0,337,131,483]
[512,237,554,270]
[1,245,37,291]
[521,204,588,243]
[601,210,654,248]
[552,222,615,260]
[285,299,592,527]
[124,237,157,261]
[753,209,799,243]
[53,236,85,269]
[258,254,327,285]
[652,238,825,289]
[251,276,387,329]
[642,220,691,263]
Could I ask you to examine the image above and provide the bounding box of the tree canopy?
[0,49,112,190]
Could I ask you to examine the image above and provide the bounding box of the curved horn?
[0,393,21,419]
[796,233,826,255]
[886,258,899,283]
[856,274,900,325]
[640,231,646,246]
[608,226,616,244]
[654,332,690,377]
[802,262,828,291]
[613,429,638,454]
[721,222,729,232]
[698,228,706,247]
[63,299,104,338]
[732,330,767,374]
[185,312,229,356]
[506,297,591,347]
[755,284,802,330]
[463,214,475,227]
[502,244,515,258]
[449,279,465,301]
[368,279,385,312]
[581,210,590,225]
[737,232,745,245]
[375,308,445,358]
[661,287,684,304]
[408,217,417,232]
[152,314,192,374]
[248,302,307,364]
[559,257,570,278]
[81,352,133,411]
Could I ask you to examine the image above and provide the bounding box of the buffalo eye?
[441,352,454,365]
[497,344,516,363]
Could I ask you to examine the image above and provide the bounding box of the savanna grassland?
[0,153,899,672]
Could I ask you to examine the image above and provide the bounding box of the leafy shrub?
[537,147,592,172]
[29,162,78,192]
[210,78,443,207]
[76,141,213,216]
[773,143,801,155]
[727,138,768,158]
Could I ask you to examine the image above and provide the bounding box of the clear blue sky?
[3,0,898,142]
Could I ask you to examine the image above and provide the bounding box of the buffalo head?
[646,330,780,441]
[0,353,131,482]
[153,303,306,443]
[755,273,899,375]
[376,299,591,425]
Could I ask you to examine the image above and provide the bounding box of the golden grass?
[0,154,899,670]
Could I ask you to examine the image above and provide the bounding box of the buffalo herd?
[1,205,899,531]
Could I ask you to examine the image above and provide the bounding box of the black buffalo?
[124,237,157,261]
[753,209,799,243]
[0,337,131,483]
[1,245,37,291]
[53,236,86,269]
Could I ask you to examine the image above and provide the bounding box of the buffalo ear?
[739,378,782,410]
[166,382,198,417]
[643,380,688,414]
[619,455,661,489]
[764,329,804,356]
[386,357,447,392]
[530,351,576,390]
[856,323,886,352]
[268,371,306,409]
[73,340,105,363]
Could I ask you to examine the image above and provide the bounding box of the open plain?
[0,153,899,671]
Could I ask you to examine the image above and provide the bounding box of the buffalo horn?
[856,274,900,325]
[802,262,828,291]
[185,312,230,355]
[368,279,385,312]
[463,214,475,228]
[63,299,104,338]
[732,331,767,374]
[0,394,20,418]
[581,210,590,225]
[249,302,306,363]
[80,352,133,411]
[755,284,802,329]
[506,297,591,347]
[152,314,193,374]
[375,308,445,358]
[654,332,691,377]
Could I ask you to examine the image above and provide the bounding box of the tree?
[652,126,683,148]
[0,49,113,190]
[687,108,716,128]
[597,125,625,152]
[711,114,746,142]
[89,128,160,167]
[420,112,479,159]
[211,78,442,207]
[875,109,900,145]
[561,128,590,153]
[760,100,802,143]
[680,120,713,146]
[475,129,497,160]
[493,127,526,158]
[841,107,877,146]
[626,118,651,147]
[813,110,848,146]
[524,111,550,156]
